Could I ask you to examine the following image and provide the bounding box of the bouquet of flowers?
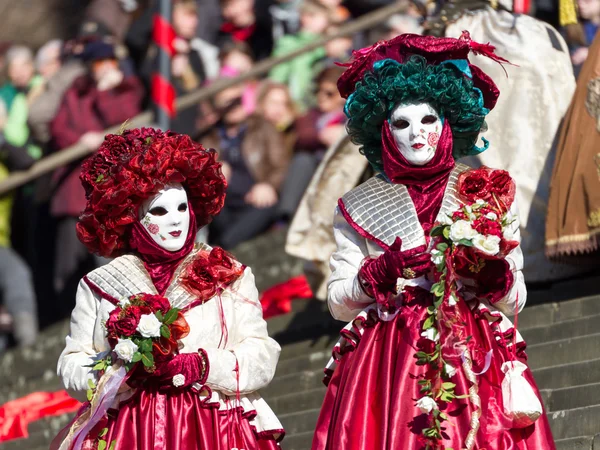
[90,293,190,377]
[413,167,519,445]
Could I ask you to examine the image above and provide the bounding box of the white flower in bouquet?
[137,313,162,338]
[114,338,138,362]
[416,396,438,414]
[118,298,130,308]
[503,227,514,240]
[449,220,477,242]
[473,234,501,256]
[448,292,458,306]
[485,212,498,221]
[421,328,439,342]
[445,363,458,377]
[475,199,486,206]
[431,249,444,265]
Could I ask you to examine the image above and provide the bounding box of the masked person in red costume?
[52,128,284,450]
[311,34,555,450]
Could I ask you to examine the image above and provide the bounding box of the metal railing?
[0,1,407,196]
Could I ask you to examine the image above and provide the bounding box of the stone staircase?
[1,227,599,449]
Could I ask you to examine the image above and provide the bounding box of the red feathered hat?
[337,32,504,110]
[76,128,226,258]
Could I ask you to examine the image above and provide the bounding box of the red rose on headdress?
[458,169,491,203]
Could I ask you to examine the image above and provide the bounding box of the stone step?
[527,333,600,370]
[521,314,600,346]
[276,350,330,377]
[555,435,595,450]
[278,408,320,437]
[533,358,600,391]
[261,370,323,400]
[549,405,600,441]
[545,383,600,413]
[281,430,315,450]
[517,295,600,331]
[0,372,63,405]
[265,387,326,416]
[279,334,340,362]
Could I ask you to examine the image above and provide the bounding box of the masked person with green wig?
[311,34,555,450]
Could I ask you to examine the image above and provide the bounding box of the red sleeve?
[95,76,145,127]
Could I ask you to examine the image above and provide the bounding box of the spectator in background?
[28,41,87,146]
[50,40,143,296]
[0,99,38,353]
[219,0,275,61]
[269,0,332,108]
[0,46,43,159]
[316,0,350,23]
[565,0,600,70]
[269,0,302,41]
[143,0,218,134]
[277,65,345,221]
[256,80,298,155]
[219,41,259,114]
[205,83,291,249]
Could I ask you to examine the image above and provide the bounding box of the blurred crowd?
[0,0,598,353]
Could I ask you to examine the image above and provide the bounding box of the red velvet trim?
[83,276,120,306]
[337,198,390,250]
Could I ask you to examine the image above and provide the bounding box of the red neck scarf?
[381,120,455,229]
[129,205,197,296]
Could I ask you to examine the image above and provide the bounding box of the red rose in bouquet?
[458,168,490,202]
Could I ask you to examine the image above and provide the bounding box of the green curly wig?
[345,55,490,172]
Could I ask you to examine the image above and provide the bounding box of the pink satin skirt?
[312,289,556,450]
[80,387,282,450]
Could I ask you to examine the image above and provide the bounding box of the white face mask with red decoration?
[138,183,190,252]
[388,102,442,166]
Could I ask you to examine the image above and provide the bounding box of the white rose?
[421,328,439,342]
[431,249,444,265]
[448,292,458,306]
[172,374,186,387]
[114,338,138,363]
[449,220,477,242]
[445,363,457,377]
[473,234,501,256]
[118,298,130,308]
[136,313,162,338]
[485,212,498,221]
[416,396,438,414]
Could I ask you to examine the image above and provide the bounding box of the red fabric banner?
[0,390,81,443]
[259,275,313,319]
[152,15,176,57]
[151,74,176,118]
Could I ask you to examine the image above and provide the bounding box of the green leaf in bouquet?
[442,382,456,390]
[163,308,179,325]
[139,339,152,353]
[160,325,171,339]
[458,239,473,247]
[442,227,450,239]
[86,389,94,402]
[132,352,142,363]
[87,379,96,390]
[436,242,448,252]
[109,441,117,450]
[430,225,445,237]
[141,352,155,368]
[155,310,164,322]
[93,360,106,371]
[98,440,107,450]
[423,316,434,330]
[98,428,108,438]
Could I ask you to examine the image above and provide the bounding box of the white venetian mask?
[388,102,442,166]
[138,183,190,252]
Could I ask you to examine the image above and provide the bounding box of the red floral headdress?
[76,128,226,258]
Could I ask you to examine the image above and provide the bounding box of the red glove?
[359,237,432,304]
[151,351,208,390]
